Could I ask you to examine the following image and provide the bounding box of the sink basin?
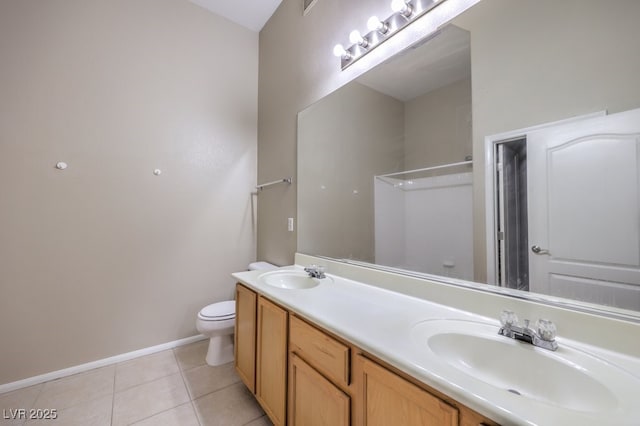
[258,270,329,290]
[410,319,640,414]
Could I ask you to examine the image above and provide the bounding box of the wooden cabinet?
[288,316,351,426]
[289,353,350,426]
[256,296,288,426]
[356,355,458,426]
[235,284,257,392]
[234,283,498,426]
[235,286,289,426]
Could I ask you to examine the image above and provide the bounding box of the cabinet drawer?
[289,316,350,388]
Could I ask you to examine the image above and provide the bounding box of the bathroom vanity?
[233,285,493,426]
[232,254,640,426]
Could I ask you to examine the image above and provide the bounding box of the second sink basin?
[410,319,640,415]
[258,270,329,290]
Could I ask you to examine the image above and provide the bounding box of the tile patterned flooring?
[0,340,272,426]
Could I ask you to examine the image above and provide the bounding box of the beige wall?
[297,82,404,262]
[451,0,640,281]
[404,78,472,170]
[0,0,257,385]
[257,0,476,265]
[258,0,388,266]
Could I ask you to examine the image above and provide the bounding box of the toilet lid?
[199,301,235,320]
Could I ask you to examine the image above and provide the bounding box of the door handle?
[531,245,549,255]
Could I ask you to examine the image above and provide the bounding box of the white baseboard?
[0,334,207,395]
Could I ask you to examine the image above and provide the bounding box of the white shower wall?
[375,172,474,280]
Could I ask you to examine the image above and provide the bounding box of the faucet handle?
[536,319,557,341]
[500,310,519,328]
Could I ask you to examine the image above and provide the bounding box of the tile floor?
[0,340,272,426]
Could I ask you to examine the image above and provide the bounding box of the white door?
[527,108,640,311]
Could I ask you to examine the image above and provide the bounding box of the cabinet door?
[357,355,458,426]
[289,353,350,426]
[235,284,257,393]
[256,296,288,426]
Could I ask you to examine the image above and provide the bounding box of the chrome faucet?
[304,264,326,279]
[498,310,558,351]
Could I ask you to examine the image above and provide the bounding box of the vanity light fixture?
[333,0,447,70]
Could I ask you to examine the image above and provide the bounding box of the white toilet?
[196,300,236,366]
[196,261,277,366]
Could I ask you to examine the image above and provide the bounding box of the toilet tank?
[248,261,277,271]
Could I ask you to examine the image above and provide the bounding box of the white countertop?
[232,263,640,426]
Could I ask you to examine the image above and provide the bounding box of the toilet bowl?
[196,261,277,366]
[196,300,236,366]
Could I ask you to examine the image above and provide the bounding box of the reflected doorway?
[496,138,529,291]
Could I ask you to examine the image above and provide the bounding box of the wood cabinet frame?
[256,296,288,426]
[234,284,498,426]
[235,284,257,392]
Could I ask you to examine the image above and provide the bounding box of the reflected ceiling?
[357,25,471,102]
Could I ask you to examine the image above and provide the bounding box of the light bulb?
[390,0,404,12]
[333,44,350,59]
[349,30,368,47]
[349,30,362,44]
[367,16,388,34]
[391,0,412,16]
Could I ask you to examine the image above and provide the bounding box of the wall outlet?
[287,217,294,232]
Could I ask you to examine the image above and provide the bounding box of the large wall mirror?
[297,0,640,319]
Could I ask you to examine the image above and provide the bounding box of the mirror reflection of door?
[496,138,529,291]
[495,108,640,310]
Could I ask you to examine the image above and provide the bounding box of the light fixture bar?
[335,0,445,70]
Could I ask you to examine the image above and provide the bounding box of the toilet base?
[205,334,234,366]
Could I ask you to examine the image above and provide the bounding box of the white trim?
[379,171,473,191]
[0,334,207,395]
[376,160,472,179]
[484,111,608,286]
